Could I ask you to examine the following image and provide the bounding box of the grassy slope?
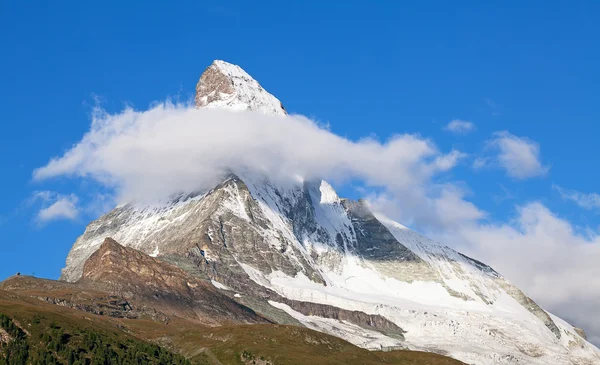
[0,292,202,365]
[0,289,464,365]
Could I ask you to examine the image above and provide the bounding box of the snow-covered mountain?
[61,60,600,365]
[195,60,287,115]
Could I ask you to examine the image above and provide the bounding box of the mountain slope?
[59,60,600,365]
[80,237,269,326]
[4,238,268,327]
[0,307,198,365]
[0,285,465,365]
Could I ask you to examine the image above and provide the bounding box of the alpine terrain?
[55,60,600,365]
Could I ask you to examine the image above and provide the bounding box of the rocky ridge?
[4,238,268,327]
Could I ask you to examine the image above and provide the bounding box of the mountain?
[58,60,600,365]
[195,60,287,115]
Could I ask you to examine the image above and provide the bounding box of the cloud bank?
[33,103,466,220]
[33,102,600,346]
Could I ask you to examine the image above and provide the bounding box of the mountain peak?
[98,237,121,251]
[195,60,287,115]
[81,237,147,281]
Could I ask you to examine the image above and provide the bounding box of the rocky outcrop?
[494,279,561,339]
[0,275,160,320]
[342,199,420,262]
[79,238,269,326]
[36,295,137,318]
[272,296,405,340]
[574,327,588,340]
[0,328,11,345]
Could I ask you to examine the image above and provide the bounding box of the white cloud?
[30,191,79,223]
[33,103,465,211]
[444,119,475,134]
[487,131,549,179]
[368,183,485,230]
[554,185,600,210]
[38,198,79,222]
[435,202,600,346]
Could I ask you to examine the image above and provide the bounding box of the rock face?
[2,278,148,320]
[4,240,268,327]
[195,60,286,115]
[575,327,588,340]
[79,237,268,326]
[59,61,600,365]
[0,328,11,345]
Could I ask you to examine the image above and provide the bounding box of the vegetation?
[0,314,29,365]
[174,324,464,365]
[0,313,197,365]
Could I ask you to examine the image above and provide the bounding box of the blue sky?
[1,0,600,342]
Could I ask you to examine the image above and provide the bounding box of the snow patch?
[211,280,232,291]
[149,247,160,258]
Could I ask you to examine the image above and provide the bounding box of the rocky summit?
[195,60,286,115]
[53,61,600,365]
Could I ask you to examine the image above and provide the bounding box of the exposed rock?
[574,327,588,340]
[342,199,420,262]
[195,60,286,115]
[37,295,136,318]
[494,279,561,339]
[79,237,269,326]
[0,328,11,344]
[271,296,405,340]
